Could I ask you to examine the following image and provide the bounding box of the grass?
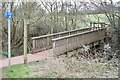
[3,56,118,78]
[4,64,31,78]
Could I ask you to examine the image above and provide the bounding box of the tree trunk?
[65,15,68,31]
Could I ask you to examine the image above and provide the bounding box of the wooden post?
[24,19,27,64]
[90,22,92,27]
[0,29,1,80]
[52,40,55,57]
[33,39,35,53]
[93,23,95,30]
[0,2,2,79]
[47,36,49,49]
[0,10,1,53]
[0,28,1,54]
[100,23,102,29]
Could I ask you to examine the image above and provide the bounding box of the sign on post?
[5,12,13,19]
[5,3,13,68]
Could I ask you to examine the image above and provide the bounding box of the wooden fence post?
[52,41,55,57]
[24,19,28,64]
[90,22,92,27]
[0,24,2,55]
[33,39,35,53]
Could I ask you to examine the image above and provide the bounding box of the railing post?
[58,34,60,37]
[104,23,105,28]
[52,40,55,57]
[90,22,92,27]
[93,22,95,30]
[77,30,78,34]
[69,32,70,35]
[100,23,102,29]
[33,39,35,53]
[47,36,49,49]
[66,38,68,52]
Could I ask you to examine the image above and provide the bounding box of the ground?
[2,54,118,78]
[0,54,6,60]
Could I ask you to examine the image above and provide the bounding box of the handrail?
[31,22,107,53]
[52,28,106,56]
[52,28,105,41]
[31,27,92,53]
[32,27,91,40]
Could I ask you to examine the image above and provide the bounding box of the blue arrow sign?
[5,12,13,19]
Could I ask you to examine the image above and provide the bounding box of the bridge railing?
[52,28,106,56]
[90,22,109,29]
[32,27,91,53]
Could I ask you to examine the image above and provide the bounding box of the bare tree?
[89,0,120,52]
[2,2,44,56]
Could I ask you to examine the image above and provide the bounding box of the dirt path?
[0,55,2,60]
[0,54,7,60]
[0,49,52,68]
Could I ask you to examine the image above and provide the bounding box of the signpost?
[5,3,13,68]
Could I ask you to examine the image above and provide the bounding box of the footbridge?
[32,22,108,56]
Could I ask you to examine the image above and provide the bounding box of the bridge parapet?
[31,22,107,54]
[52,28,106,56]
[90,22,109,29]
[32,27,91,53]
